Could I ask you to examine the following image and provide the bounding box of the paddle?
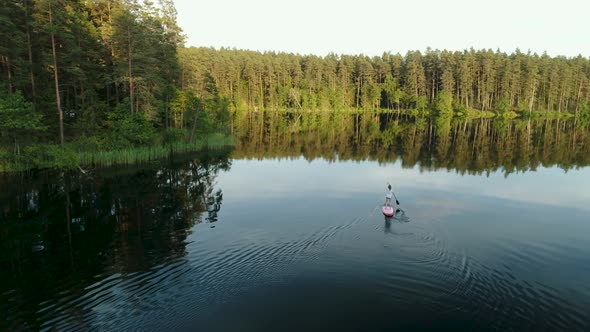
[392,191,400,205]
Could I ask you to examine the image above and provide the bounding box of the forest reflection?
[0,151,231,330]
[232,111,590,176]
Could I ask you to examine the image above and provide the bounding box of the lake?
[1,113,590,331]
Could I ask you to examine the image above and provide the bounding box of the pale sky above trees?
[175,0,589,57]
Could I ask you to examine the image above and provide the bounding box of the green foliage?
[169,89,189,127]
[3,0,590,171]
[435,114,453,138]
[0,149,10,172]
[72,102,109,136]
[434,91,453,114]
[202,95,231,133]
[414,96,429,111]
[522,110,574,120]
[381,122,402,147]
[517,100,530,112]
[105,102,157,147]
[228,111,590,176]
[15,144,79,170]
[79,134,232,167]
[1,0,184,142]
[71,135,107,151]
[178,47,590,119]
[495,97,511,113]
[0,91,43,137]
[168,89,202,130]
[463,109,496,119]
[576,112,590,129]
[453,101,467,115]
[497,111,519,119]
[0,0,241,172]
[577,100,590,127]
[163,127,187,145]
[415,116,427,130]
[1,132,233,172]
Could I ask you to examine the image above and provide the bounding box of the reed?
[79,134,233,167]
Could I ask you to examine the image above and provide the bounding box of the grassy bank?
[0,134,233,173]
[79,134,233,167]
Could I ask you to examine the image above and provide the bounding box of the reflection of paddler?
[384,217,392,233]
[384,209,411,234]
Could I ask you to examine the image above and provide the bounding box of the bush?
[454,102,467,115]
[498,111,519,119]
[0,91,44,145]
[163,128,187,145]
[18,145,79,170]
[495,97,511,114]
[70,135,106,152]
[104,103,157,147]
[435,91,453,114]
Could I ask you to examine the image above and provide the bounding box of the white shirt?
[385,187,393,198]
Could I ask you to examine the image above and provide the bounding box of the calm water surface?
[1,114,590,331]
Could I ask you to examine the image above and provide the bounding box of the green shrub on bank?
[463,109,496,118]
[5,144,80,171]
[496,111,519,119]
[104,102,158,148]
[163,128,187,145]
[1,133,233,172]
[434,91,454,115]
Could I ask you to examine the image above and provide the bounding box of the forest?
[180,47,590,116]
[1,0,589,171]
[0,0,230,171]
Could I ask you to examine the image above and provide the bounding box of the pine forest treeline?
[0,0,232,170]
[1,0,590,171]
[1,0,183,127]
[0,1,222,144]
[180,47,590,115]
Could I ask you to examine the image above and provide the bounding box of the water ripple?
[8,208,588,331]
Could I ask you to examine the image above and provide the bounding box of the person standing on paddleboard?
[385,183,393,206]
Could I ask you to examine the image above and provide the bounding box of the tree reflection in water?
[0,150,231,330]
[232,111,590,176]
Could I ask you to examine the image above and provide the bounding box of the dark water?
[2,114,590,331]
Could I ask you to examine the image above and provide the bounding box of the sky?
[174,0,589,57]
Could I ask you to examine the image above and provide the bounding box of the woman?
[385,182,393,206]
